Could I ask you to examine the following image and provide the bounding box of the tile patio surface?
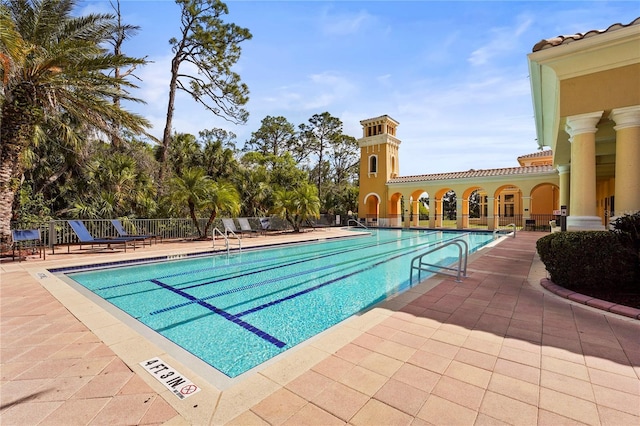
[1,229,639,425]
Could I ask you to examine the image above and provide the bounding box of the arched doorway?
[363,193,380,226]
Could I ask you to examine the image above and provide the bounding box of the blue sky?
[81,1,639,175]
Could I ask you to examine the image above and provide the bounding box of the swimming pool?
[61,229,494,378]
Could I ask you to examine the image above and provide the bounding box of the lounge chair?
[11,229,44,261]
[259,217,276,234]
[111,219,158,245]
[53,220,136,254]
[237,218,259,237]
[222,219,247,238]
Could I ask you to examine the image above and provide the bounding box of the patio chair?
[237,218,259,237]
[222,218,246,238]
[111,219,159,245]
[259,217,276,235]
[53,220,136,254]
[11,229,45,261]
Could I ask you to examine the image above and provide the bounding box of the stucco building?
[528,17,640,230]
[357,18,639,231]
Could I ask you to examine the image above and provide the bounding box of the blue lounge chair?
[111,219,159,245]
[53,220,136,254]
[11,229,44,261]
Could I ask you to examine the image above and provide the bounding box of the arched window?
[369,155,377,173]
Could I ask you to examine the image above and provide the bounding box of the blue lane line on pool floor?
[233,233,472,318]
[150,279,286,348]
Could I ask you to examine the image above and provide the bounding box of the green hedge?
[536,231,638,291]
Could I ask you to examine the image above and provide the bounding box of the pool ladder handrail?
[493,223,516,239]
[409,237,469,284]
[347,219,368,230]
[212,227,241,254]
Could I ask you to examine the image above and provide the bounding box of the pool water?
[65,229,493,377]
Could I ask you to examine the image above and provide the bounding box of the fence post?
[48,221,55,248]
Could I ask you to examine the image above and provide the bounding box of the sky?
[80,0,639,176]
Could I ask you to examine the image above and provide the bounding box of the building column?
[456,198,464,229]
[487,197,496,231]
[461,198,470,228]
[435,199,443,227]
[412,198,420,227]
[522,196,531,220]
[428,197,436,228]
[557,164,570,213]
[609,105,640,216]
[564,111,605,230]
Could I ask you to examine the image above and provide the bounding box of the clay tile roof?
[517,150,552,160]
[388,165,556,184]
[532,17,640,52]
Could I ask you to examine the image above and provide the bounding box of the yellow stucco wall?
[560,63,640,117]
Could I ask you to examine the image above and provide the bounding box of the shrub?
[609,212,640,254]
[536,231,637,291]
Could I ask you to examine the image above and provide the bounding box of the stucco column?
[487,197,495,231]
[428,197,436,228]
[456,198,464,229]
[609,105,640,216]
[435,199,443,227]
[412,198,420,227]
[556,164,570,213]
[522,196,531,220]
[461,198,470,228]
[565,111,605,230]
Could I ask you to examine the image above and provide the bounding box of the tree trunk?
[188,201,202,238]
[0,96,34,242]
[203,210,217,239]
[160,56,180,181]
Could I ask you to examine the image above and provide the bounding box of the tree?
[298,112,343,203]
[201,180,239,237]
[160,0,252,179]
[244,115,299,159]
[0,0,149,242]
[106,0,143,151]
[199,128,237,180]
[271,182,320,232]
[168,167,212,237]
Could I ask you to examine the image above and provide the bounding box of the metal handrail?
[213,227,241,254]
[348,219,368,230]
[493,223,516,239]
[409,238,469,284]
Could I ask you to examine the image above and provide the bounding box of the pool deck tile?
[1,229,640,425]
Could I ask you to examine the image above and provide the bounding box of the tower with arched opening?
[357,115,401,225]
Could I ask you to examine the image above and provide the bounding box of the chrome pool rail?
[409,237,469,284]
[347,218,368,230]
[493,223,517,239]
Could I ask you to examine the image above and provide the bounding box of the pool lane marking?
[98,233,429,303]
[151,233,470,317]
[149,279,286,348]
[172,232,430,292]
[233,235,472,318]
[93,232,431,292]
[148,234,448,315]
[150,235,443,315]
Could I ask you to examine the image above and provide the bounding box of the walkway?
[1,230,638,425]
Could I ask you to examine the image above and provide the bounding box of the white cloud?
[319,8,375,36]
[468,15,533,66]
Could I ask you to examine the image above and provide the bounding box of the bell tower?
[357,115,400,224]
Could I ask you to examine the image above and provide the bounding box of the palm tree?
[168,167,211,237]
[201,181,240,238]
[272,182,320,232]
[0,0,149,242]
